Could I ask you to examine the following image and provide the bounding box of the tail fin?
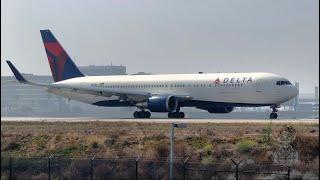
[40,30,84,82]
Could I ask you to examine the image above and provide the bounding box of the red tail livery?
[40,30,84,82]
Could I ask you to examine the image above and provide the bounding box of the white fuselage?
[48,72,298,107]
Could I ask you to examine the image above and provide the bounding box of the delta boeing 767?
[6,30,298,119]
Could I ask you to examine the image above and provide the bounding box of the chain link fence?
[1,155,318,180]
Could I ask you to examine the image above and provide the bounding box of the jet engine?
[137,95,178,112]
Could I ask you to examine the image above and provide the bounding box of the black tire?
[269,113,274,119]
[145,111,151,118]
[139,111,145,118]
[133,111,139,118]
[168,112,174,118]
[178,112,185,118]
[270,112,278,119]
[168,112,185,118]
[273,113,278,119]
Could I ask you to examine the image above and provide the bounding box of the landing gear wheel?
[133,111,151,118]
[270,112,278,119]
[134,111,140,118]
[178,112,185,118]
[168,112,174,118]
[168,112,185,118]
[270,105,279,119]
[145,111,151,118]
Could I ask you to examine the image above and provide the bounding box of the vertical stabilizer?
[40,29,84,82]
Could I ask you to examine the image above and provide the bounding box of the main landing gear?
[270,105,279,119]
[168,112,185,118]
[168,106,185,118]
[133,110,151,118]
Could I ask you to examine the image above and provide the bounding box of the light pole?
[170,123,187,180]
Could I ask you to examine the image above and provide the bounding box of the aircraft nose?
[290,86,299,99]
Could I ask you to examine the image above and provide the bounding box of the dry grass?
[1,121,318,164]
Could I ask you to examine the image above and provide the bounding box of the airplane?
[6,29,298,119]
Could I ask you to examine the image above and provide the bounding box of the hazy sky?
[1,0,319,93]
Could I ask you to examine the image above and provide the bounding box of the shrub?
[236,139,256,154]
[91,141,99,149]
[261,122,273,145]
[4,142,21,151]
[143,133,166,142]
[186,136,208,149]
[203,143,214,155]
[201,156,213,165]
[156,143,168,158]
[292,134,319,159]
[52,144,86,156]
[175,141,187,157]
[32,135,49,150]
[104,138,116,146]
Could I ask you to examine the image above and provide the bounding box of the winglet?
[6,60,28,83]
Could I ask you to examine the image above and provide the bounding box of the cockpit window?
[276,80,292,86]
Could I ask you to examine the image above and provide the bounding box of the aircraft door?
[256,80,264,92]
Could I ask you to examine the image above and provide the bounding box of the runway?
[1,117,318,124]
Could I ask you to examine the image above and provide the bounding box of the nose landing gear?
[270,112,278,119]
[270,105,279,119]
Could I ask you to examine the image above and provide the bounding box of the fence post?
[183,157,189,180]
[135,155,141,180]
[287,166,290,180]
[9,156,13,180]
[91,155,95,180]
[48,154,52,180]
[231,159,242,180]
[235,163,239,180]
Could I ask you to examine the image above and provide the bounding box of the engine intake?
[146,95,178,112]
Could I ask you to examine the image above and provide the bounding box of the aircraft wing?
[6,61,49,87]
[6,60,193,102]
[48,84,152,102]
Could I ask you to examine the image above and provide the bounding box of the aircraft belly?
[48,88,116,104]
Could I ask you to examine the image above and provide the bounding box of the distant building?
[79,64,126,76]
[127,72,152,75]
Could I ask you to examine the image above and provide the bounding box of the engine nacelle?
[207,106,234,113]
[146,95,178,112]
